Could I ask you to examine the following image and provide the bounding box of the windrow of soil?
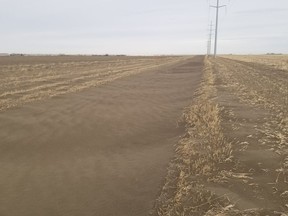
[152,56,288,216]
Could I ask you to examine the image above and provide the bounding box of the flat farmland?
[1,55,287,216]
[0,56,187,111]
[223,54,288,71]
[0,55,203,216]
[154,55,288,215]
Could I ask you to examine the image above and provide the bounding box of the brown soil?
[152,56,288,216]
[0,56,204,216]
[210,57,288,214]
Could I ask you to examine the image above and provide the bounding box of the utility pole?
[210,0,226,58]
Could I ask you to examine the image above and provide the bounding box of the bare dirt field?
[153,55,288,215]
[1,55,287,216]
[0,55,203,216]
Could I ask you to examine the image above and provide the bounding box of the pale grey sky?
[1,0,288,55]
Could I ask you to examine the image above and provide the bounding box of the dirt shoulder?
[152,56,288,215]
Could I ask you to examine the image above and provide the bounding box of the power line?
[210,0,226,58]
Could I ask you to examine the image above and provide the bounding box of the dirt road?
[0,56,204,216]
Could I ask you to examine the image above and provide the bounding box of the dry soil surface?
[0,56,204,216]
[153,56,288,216]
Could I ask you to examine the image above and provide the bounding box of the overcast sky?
[1,0,288,55]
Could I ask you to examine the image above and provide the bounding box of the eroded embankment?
[152,56,288,215]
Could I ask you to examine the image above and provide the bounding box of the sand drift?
[0,56,203,216]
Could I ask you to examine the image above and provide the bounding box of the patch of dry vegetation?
[223,55,288,71]
[209,56,288,214]
[153,57,234,216]
[211,57,288,184]
[153,56,288,216]
[0,56,187,112]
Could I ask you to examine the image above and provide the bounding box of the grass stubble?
[152,56,288,216]
[0,56,187,112]
[1,55,287,215]
[223,55,288,71]
[211,56,288,214]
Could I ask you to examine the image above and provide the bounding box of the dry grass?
[223,55,288,71]
[153,56,288,215]
[0,56,188,111]
[152,57,234,216]
[211,57,288,183]
[209,56,288,214]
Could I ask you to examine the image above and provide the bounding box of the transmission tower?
[210,0,226,58]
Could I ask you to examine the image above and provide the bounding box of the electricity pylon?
[210,0,226,58]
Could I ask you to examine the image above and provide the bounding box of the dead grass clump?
[153,57,233,216]
[180,102,233,176]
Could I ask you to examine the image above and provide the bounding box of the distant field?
[0,55,186,111]
[223,54,288,71]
